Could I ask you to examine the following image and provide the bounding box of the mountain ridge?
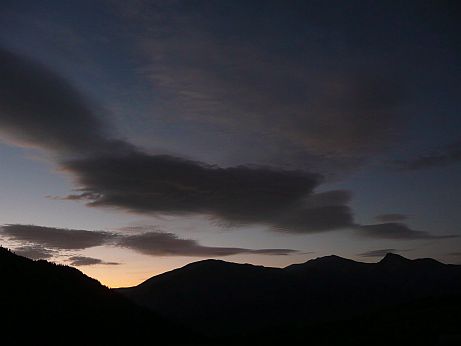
[117,252,461,342]
[2,247,460,345]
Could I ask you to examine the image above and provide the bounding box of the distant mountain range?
[117,253,461,345]
[2,246,460,345]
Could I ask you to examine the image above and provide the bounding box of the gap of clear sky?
[0,0,460,287]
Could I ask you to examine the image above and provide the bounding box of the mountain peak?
[183,259,262,270]
[309,254,356,264]
[379,252,411,264]
[284,254,359,272]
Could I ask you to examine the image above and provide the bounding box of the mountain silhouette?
[2,246,460,345]
[117,254,461,345]
[0,247,197,345]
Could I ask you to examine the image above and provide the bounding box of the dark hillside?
[0,247,196,345]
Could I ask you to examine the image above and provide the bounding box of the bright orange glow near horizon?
[53,243,320,288]
[75,252,315,288]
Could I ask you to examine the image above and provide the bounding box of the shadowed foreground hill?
[118,254,461,345]
[0,247,196,345]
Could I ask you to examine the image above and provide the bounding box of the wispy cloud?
[138,30,406,160]
[1,224,298,258]
[393,140,461,171]
[13,245,56,260]
[118,231,298,257]
[358,249,400,258]
[374,213,408,222]
[1,224,117,250]
[356,223,458,240]
[67,256,120,266]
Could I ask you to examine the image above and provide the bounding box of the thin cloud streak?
[358,249,399,258]
[67,256,120,266]
[394,140,461,171]
[118,231,298,257]
[1,224,117,250]
[374,214,408,222]
[356,223,458,240]
[13,245,55,260]
[1,224,298,258]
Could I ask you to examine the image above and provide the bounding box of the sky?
[0,0,460,287]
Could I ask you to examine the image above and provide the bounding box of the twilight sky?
[1,0,460,287]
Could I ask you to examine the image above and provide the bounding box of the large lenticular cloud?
[0,47,454,238]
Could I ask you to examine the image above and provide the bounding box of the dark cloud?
[356,223,458,240]
[61,152,357,233]
[303,190,352,209]
[0,47,447,239]
[118,231,298,257]
[278,72,404,156]
[394,140,461,170]
[0,48,102,153]
[13,245,55,260]
[104,1,423,176]
[62,152,320,216]
[1,224,116,250]
[67,256,120,266]
[374,213,408,222]
[2,224,297,258]
[0,47,133,155]
[0,46,357,234]
[272,205,354,233]
[358,249,399,258]
[139,33,405,160]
